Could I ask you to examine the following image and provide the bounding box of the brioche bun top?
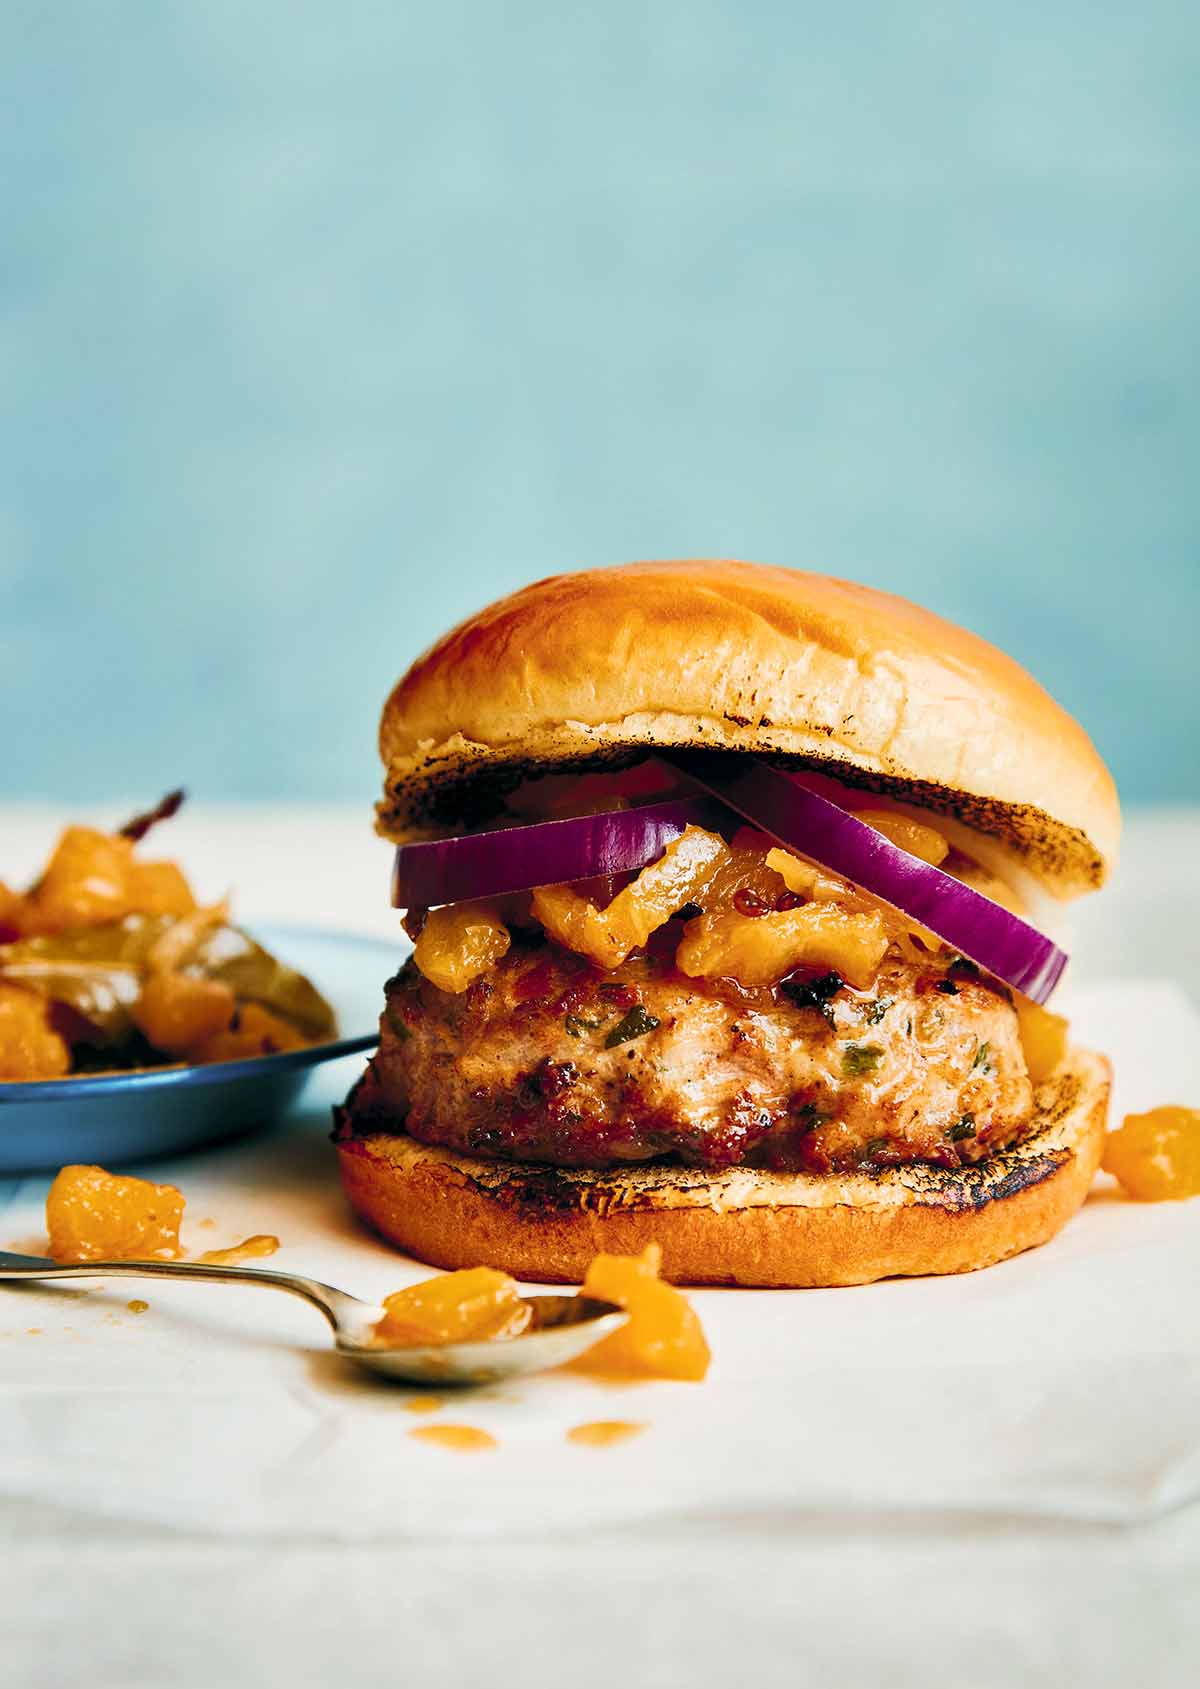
[378,560,1119,896]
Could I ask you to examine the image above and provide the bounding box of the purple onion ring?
[392,759,1068,1004]
[392,796,729,910]
[669,756,1068,1004]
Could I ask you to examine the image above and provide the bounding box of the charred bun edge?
[377,740,1106,893]
[333,1048,1110,1288]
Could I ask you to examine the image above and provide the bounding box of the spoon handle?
[0,1250,370,1334]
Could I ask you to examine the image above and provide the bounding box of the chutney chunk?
[374,1267,531,1346]
[0,982,71,1080]
[1015,995,1069,1084]
[1102,1107,1200,1201]
[578,1243,710,1381]
[17,824,198,937]
[676,902,888,989]
[125,860,197,919]
[28,827,133,933]
[46,1164,185,1263]
[531,826,726,969]
[188,1002,306,1064]
[412,901,511,993]
[131,971,237,1055]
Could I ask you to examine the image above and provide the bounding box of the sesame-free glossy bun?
[378,561,1118,896]
[335,1048,1109,1288]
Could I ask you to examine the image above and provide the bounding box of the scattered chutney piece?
[567,1420,647,1447]
[408,1424,497,1453]
[126,1300,150,1315]
[1102,1107,1200,1201]
[401,1394,447,1415]
[374,1267,532,1347]
[576,1244,710,1382]
[46,1164,185,1264]
[198,1235,280,1267]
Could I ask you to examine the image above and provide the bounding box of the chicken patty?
[354,935,1035,1174]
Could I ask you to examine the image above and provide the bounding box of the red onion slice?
[392,796,729,910]
[668,756,1068,1004]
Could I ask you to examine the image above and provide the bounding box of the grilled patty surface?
[357,935,1034,1175]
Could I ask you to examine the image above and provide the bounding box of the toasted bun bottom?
[334,1048,1110,1287]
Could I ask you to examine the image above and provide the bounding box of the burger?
[335,560,1117,1286]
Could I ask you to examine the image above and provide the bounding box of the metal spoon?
[0,1250,626,1385]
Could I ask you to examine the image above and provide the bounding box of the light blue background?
[3,3,1197,806]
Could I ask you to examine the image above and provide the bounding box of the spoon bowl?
[343,1295,627,1385]
[0,1251,626,1385]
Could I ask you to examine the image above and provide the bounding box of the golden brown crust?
[377,560,1119,895]
[335,1047,1110,1287]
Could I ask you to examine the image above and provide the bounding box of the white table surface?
[3,803,1199,1689]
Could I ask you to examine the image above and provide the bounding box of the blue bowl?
[0,925,402,1173]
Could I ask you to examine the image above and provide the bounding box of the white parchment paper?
[1,980,1197,1540]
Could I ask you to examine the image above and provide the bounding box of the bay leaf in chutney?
[0,915,171,1042]
[183,923,337,1041]
[0,915,336,1048]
